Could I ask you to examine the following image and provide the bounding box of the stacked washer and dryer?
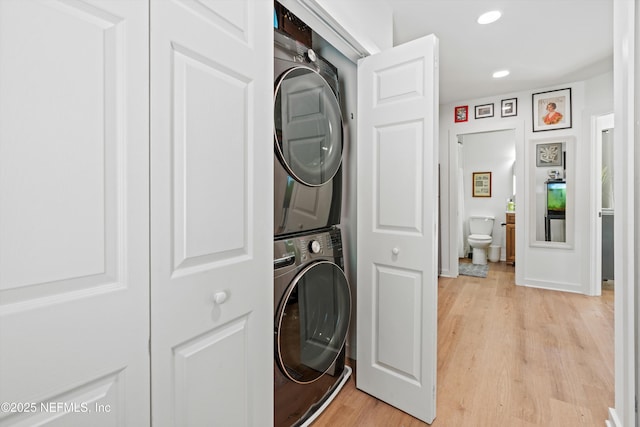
[273,28,352,427]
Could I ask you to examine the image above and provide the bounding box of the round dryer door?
[274,67,343,187]
[275,260,351,384]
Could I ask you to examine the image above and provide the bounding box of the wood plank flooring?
[312,261,614,426]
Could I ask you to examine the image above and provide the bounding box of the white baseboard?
[439,268,455,278]
[605,407,622,427]
[519,277,584,294]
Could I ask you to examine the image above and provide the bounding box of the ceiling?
[388,0,613,104]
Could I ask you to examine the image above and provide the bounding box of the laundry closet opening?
[273,5,356,426]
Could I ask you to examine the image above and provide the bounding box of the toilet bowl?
[468,216,495,265]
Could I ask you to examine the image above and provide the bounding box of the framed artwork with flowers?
[454,105,468,123]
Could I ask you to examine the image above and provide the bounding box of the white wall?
[439,71,613,295]
[459,130,515,260]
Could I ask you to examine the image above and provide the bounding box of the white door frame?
[447,119,525,280]
[589,113,614,297]
[610,1,637,426]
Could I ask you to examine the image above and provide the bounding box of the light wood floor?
[312,261,614,426]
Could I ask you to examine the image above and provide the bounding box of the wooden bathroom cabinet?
[506,212,516,265]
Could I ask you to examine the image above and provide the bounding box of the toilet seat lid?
[468,234,491,241]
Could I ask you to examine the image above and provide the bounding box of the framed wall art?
[532,88,572,132]
[474,103,494,119]
[472,172,492,197]
[536,142,563,167]
[501,98,517,117]
[454,105,468,123]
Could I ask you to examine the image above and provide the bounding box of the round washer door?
[274,67,343,187]
[275,260,351,384]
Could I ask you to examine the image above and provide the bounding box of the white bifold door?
[1,1,272,426]
[150,1,273,426]
[0,1,150,425]
[357,35,439,424]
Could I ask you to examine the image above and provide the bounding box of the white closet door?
[0,0,149,425]
[150,1,273,426]
[356,34,439,424]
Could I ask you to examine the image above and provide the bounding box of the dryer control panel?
[273,227,343,267]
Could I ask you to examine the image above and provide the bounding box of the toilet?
[468,216,495,265]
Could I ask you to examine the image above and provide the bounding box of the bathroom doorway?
[455,129,516,272]
[592,113,614,295]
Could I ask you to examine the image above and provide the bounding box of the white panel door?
[356,35,439,424]
[0,0,149,425]
[150,1,272,426]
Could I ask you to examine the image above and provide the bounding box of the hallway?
[313,261,614,426]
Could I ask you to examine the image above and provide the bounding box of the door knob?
[392,248,400,255]
[212,291,228,305]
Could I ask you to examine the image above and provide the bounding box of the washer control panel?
[309,240,321,254]
[274,227,343,264]
[295,227,342,262]
[273,227,344,272]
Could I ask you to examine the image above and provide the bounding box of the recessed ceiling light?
[493,70,510,78]
[477,10,502,25]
